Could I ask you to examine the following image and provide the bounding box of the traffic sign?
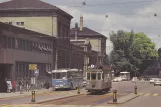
[34,69,39,76]
[29,64,37,70]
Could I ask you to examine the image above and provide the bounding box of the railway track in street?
[37,92,115,106]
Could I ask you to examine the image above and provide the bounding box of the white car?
[150,78,159,84]
[154,79,161,86]
[113,77,122,82]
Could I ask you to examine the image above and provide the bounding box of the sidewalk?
[0,88,52,99]
[107,93,141,104]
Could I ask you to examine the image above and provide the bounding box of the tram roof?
[86,69,103,72]
[51,69,81,73]
[120,72,130,74]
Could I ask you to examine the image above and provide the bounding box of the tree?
[109,30,158,77]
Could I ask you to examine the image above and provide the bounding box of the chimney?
[80,15,83,31]
[75,23,78,40]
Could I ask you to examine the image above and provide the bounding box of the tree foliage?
[109,30,158,76]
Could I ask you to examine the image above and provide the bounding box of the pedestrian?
[4,78,8,93]
[11,79,16,92]
[19,79,24,94]
[26,80,29,92]
[45,81,49,89]
[6,79,12,93]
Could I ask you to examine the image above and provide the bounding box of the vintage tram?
[85,65,113,93]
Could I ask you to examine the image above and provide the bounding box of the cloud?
[1,0,160,53]
[57,1,161,54]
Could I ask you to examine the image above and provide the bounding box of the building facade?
[0,22,53,92]
[70,39,92,76]
[0,0,73,70]
[70,27,107,65]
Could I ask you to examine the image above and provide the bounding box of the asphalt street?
[0,81,156,107]
[117,82,161,107]
[37,81,152,106]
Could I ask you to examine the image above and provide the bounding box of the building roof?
[0,0,73,18]
[0,22,54,39]
[70,27,107,39]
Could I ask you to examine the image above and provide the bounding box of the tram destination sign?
[29,64,37,70]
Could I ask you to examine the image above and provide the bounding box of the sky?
[1,0,161,54]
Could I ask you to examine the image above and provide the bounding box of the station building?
[0,22,54,92]
[0,0,73,70]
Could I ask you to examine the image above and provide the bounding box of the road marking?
[144,93,150,96]
[0,104,117,107]
[105,92,113,95]
[119,93,127,95]
[153,93,158,96]
[139,93,143,95]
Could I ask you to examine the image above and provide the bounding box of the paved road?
[0,81,152,107]
[37,81,150,106]
[117,83,161,107]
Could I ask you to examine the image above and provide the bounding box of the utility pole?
[75,23,78,40]
[52,16,58,70]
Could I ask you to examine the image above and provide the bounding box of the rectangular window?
[26,40,29,51]
[98,73,101,80]
[11,37,15,49]
[26,62,29,77]
[18,39,23,50]
[87,73,90,80]
[16,22,20,25]
[18,62,22,77]
[15,62,18,78]
[91,73,96,80]
[21,22,24,26]
[29,41,33,51]
[7,37,12,49]
[8,22,12,25]
[22,62,25,77]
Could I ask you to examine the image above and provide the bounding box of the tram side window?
[87,73,90,80]
[98,73,101,80]
[91,73,96,80]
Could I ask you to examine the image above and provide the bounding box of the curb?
[30,93,85,104]
[0,91,52,100]
[107,93,141,104]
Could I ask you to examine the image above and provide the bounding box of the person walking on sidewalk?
[26,80,29,92]
[19,79,24,94]
[6,79,12,93]
[4,78,8,93]
[11,79,16,92]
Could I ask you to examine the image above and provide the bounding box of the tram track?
[39,94,90,105]
[39,92,114,106]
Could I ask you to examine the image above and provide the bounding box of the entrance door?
[0,64,12,92]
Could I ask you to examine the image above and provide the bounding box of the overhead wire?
[54,0,161,8]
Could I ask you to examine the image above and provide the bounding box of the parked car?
[113,77,122,82]
[150,78,159,84]
[154,79,161,86]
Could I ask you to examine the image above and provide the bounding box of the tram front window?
[87,73,90,80]
[91,73,96,80]
[98,73,101,80]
